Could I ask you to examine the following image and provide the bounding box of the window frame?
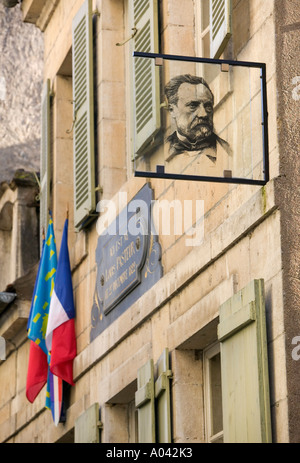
[195,0,232,61]
[71,0,96,230]
[203,342,224,444]
[195,0,211,60]
[128,398,139,443]
[126,0,161,160]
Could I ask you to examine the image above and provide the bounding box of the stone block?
[171,349,204,443]
[98,166,127,200]
[151,304,170,363]
[0,354,16,408]
[105,342,152,403]
[98,81,126,121]
[161,24,195,60]
[98,119,126,170]
[168,276,235,350]
[99,0,124,31]
[101,404,128,443]
[160,0,195,29]
[271,396,289,443]
[249,211,282,281]
[264,271,285,342]
[98,29,125,83]
[70,230,88,270]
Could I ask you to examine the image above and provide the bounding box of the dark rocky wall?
[274,0,300,443]
[0,3,44,183]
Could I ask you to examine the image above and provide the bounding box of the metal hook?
[66,100,77,134]
[66,119,76,134]
[116,27,138,46]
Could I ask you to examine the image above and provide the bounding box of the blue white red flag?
[46,371,63,426]
[27,236,45,333]
[26,216,64,425]
[27,218,57,355]
[26,237,47,403]
[46,218,76,386]
[26,218,57,403]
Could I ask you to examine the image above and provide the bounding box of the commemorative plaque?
[90,184,163,341]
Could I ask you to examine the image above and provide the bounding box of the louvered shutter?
[218,279,272,443]
[72,0,95,229]
[135,359,156,443]
[210,0,232,59]
[131,0,160,155]
[155,348,172,443]
[40,79,51,250]
[75,403,102,443]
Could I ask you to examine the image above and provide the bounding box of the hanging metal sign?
[133,52,269,186]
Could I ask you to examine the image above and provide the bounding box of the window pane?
[209,352,223,436]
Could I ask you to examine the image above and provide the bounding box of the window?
[135,349,172,443]
[128,399,139,443]
[103,381,139,443]
[203,343,223,443]
[71,0,96,229]
[210,0,232,59]
[39,0,96,243]
[195,0,218,84]
[127,0,161,157]
[75,403,101,443]
[171,281,271,444]
[196,0,211,59]
[195,0,232,61]
[218,279,272,443]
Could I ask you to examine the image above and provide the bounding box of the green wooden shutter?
[155,348,172,443]
[75,403,102,443]
[218,279,272,443]
[40,79,51,249]
[131,0,160,155]
[135,359,156,443]
[210,0,232,59]
[72,0,95,229]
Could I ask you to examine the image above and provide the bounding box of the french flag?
[47,371,63,426]
[46,219,76,386]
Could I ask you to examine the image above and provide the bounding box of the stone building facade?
[0,0,299,444]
